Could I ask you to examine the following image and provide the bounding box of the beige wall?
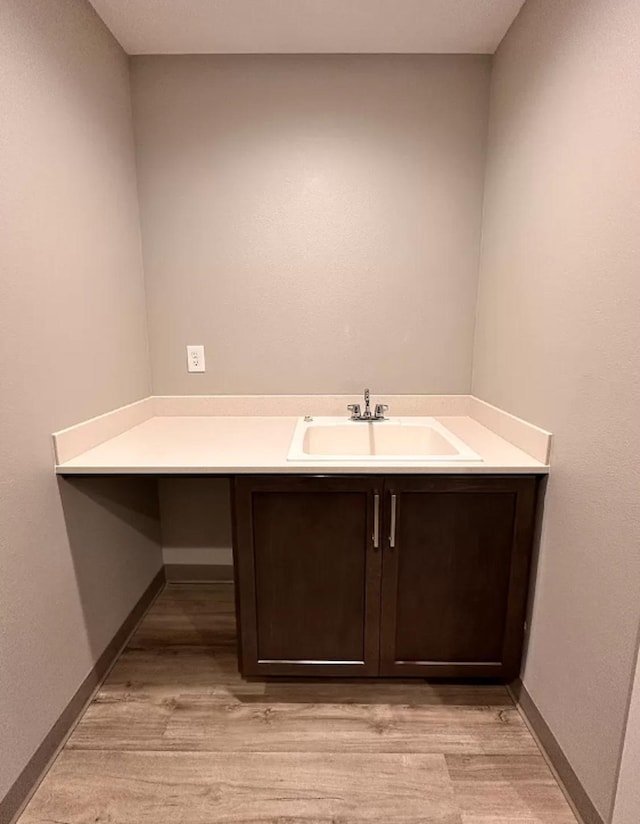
[131,54,490,396]
[0,0,162,810]
[472,0,640,818]
[613,643,640,824]
[159,478,232,567]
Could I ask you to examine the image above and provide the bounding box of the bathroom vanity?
[52,394,550,683]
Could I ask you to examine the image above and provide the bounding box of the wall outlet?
[186,345,206,373]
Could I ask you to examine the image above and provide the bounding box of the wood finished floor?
[19,584,578,824]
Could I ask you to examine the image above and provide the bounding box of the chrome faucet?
[347,388,389,421]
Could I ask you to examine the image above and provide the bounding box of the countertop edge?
[56,464,549,475]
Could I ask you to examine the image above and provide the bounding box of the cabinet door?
[233,476,383,676]
[379,476,537,679]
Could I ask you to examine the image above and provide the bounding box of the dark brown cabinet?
[232,474,539,680]
[232,476,383,676]
[379,476,537,678]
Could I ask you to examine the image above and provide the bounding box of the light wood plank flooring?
[18,583,578,824]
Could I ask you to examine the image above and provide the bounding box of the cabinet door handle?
[373,493,380,550]
[389,493,397,549]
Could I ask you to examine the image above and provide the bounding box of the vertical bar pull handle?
[373,493,380,550]
[389,494,397,549]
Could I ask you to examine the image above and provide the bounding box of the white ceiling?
[88,0,526,55]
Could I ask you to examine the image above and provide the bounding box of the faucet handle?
[374,404,389,420]
[347,403,361,420]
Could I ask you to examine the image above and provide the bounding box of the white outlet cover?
[186,345,206,373]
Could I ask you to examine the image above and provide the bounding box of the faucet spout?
[346,389,389,421]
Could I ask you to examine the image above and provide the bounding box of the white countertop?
[54,414,549,474]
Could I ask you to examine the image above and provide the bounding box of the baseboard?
[509,680,604,824]
[165,563,233,582]
[0,568,165,824]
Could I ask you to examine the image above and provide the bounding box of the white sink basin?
[287,417,482,462]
